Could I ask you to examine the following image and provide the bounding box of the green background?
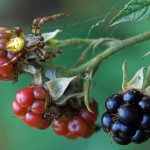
[0,0,150,150]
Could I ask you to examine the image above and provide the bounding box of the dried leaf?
[128,67,145,90]
[22,65,37,74]
[55,92,84,105]
[42,29,62,42]
[44,69,56,80]
[44,76,77,101]
[33,72,42,86]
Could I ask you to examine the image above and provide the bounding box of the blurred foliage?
[0,0,150,150]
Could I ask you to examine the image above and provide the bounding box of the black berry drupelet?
[138,97,150,113]
[118,103,141,125]
[101,112,113,132]
[123,89,143,104]
[105,94,123,113]
[131,127,150,144]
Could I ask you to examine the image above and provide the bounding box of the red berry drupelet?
[12,86,52,130]
[101,89,150,145]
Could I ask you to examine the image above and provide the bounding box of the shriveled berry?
[113,136,131,145]
[123,89,143,104]
[16,88,34,108]
[118,103,141,125]
[101,112,113,132]
[141,114,150,130]
[105,94,122,113]
[111,121,135,138]
[138,97,150,113]
[12,100,26,116]
[33,87,47,100]
[68,116,87,137]
[131,127,150,144]
[24,111,42,127]
[31,100,45,115]
[52,117,69,136]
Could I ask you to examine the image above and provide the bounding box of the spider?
[1,12,74,67]
[0,12,77,81]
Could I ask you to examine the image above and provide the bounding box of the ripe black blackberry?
[101,63,150,145]
[101,89,150,145]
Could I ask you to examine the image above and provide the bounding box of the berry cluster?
[12,85,99,139]
[52,101,98,139]
[12,86,52,129]
[0,27,19,80]
[101,89,150,145]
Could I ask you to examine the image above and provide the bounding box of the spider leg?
[35,47,46,60]
[0,52,23,67]
[34,12,80,34]
[44,50,62,59]
[55,19,65,27]
[12,60,22,82]
[32,17,42,34]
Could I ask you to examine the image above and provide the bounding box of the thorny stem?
[47,31,150,77]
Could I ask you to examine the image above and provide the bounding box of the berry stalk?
[48,31,150,77]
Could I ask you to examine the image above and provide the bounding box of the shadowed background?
[0,0,150,150]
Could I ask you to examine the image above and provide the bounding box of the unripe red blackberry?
[12,86,52,130]
[52,99,99,139]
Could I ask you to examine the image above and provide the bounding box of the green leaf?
[122,61,129,91]
[110,0,150,26]
[42,29,62,42]
[44,76,77,101]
